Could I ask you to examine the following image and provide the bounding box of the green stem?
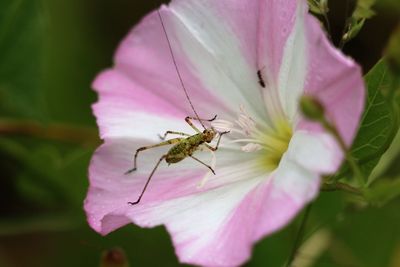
[322,12,332,41]
[0,119,100,148]
[321,181,364,196]
[322,119,365,186]
[285,204,313,267]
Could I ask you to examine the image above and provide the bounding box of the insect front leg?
[196,149,216,188]
[125,138,182,174]
[205,131,230,151]
[190,155,216,175]
[185,115,217,132]
[128,154,167,205]
[158,131,190,140]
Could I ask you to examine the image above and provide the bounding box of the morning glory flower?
[84,0,365,266]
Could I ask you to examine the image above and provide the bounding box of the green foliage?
[341,0,377,47]
[0,0,47,119]
[308,0,329,15]
[329,198,400,267]
[365,178,400,207]
[348,59,399,180]
[353,0,376,19]
[380,130,400,178]
[386,25,400,76]
[0,0,98,233]
[378,0,400,12]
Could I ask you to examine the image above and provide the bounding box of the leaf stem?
[285,203,313,267]
[322,12,332,41]
[0,119,100,147]
[321,181,363,195]
[321,119,365,186]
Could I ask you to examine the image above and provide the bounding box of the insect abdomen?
[166,134,204,164]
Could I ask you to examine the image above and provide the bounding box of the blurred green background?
[0,0,400,266]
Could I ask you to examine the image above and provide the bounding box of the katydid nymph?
[125,10,230,205]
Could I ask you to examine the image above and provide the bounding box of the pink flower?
[84,0,364,266]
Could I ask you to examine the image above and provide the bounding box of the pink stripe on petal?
[174,0,260,67]
[93,69,184,116]
[92,70,189,140]
[142,176,309,266]
[181,178,302,266]
[113,8,232,120]
[302,15,365,146]
[163,4,267,119]
[85,138,259,235]
[131,177,265,267]
[276,0,309,120]
[85,138,208,233]
[257,0,301,85]
[251,181,301,240]
[222,177,304,250]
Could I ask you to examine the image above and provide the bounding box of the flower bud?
[100,247,129,267]
[300,95,325,122]
[320,0,329,13]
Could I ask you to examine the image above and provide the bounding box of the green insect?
[125,11,229,205]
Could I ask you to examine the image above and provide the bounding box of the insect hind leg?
[128,154,167,205]
[125,138,182,174]
[190,155,216,175]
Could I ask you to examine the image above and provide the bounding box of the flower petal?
[92,70,190,140]
[273,153,320,206]
[287,130,343,174]
[113,9,232,122]
[255,0,307,120]
[257,0,303,85]
[301,14,365,146]
[277,1,308,120]
[164,2,267,118]
[227,177,303,253]
[131,177,264,267]
[84,138,261,234]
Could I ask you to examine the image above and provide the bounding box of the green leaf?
[349,59,398,180]
[386,25,400,76]
[329,199,400,267]
[342,18,365,43]
[340,0,376,47]
[308,0,329,15]
[365,178,400,207]
[0,0,47,120]
[353,0,376,20]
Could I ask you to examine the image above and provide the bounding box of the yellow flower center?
[257,119,292,171]
[212,106,292,172]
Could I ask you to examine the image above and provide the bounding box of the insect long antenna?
[157,9,206,130]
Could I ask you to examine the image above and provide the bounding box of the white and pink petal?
[301,12,365,146]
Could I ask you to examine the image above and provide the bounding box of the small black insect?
[257,70,266,88]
